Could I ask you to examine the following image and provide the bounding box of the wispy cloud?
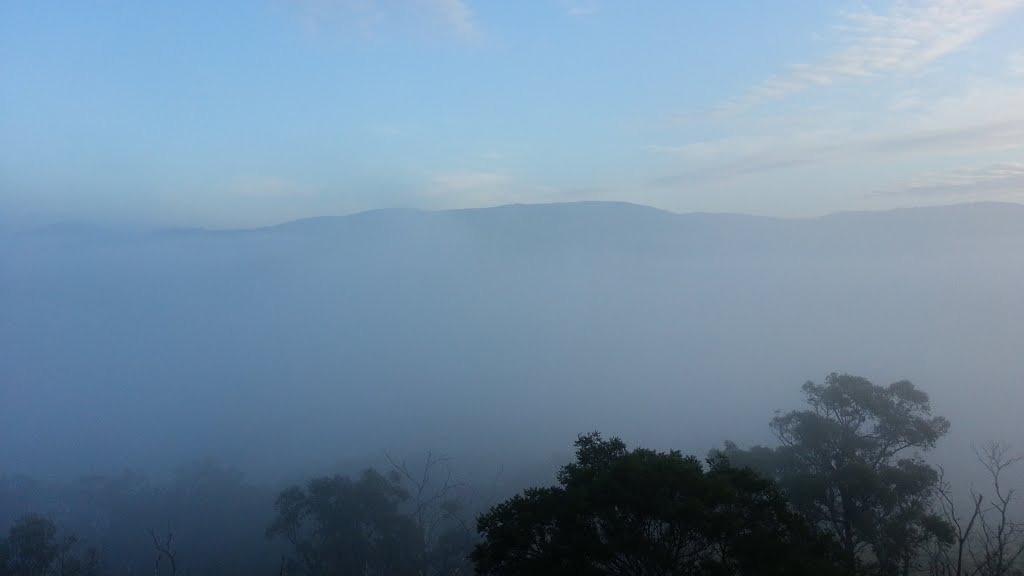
[1010,50,1024,76]
[888,91,923,112]
[421,170,508,207]
[654,70,1024,188]
[648,128,848,174]
[422,0,478,38]
[291,0,384,37]
[874,161,1024,199]
[229,177,310,198]
[431,170,508,191]
[561,0,598,17]
[652,117,1024,187]
[722,0,1024,112]
[567,6,598,17]
[291,0,480,39]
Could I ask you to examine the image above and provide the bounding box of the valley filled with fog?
[5,1,1024,573]
[3,201,1021,484]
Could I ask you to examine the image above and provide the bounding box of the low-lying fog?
[2,201,1022,487]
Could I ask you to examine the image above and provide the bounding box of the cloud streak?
[561,0,598,17]
[424,0,478,38]
[1010,50,1024,76]
[722,0,1024,112]
[420,170,508,207]
[652,118,1024,187]
[875,161,1024,199]
[567,6,598,17]
[230,177,311,198]
[431,170,508,191]
[291,0,480,39]
[653,62,1024,194]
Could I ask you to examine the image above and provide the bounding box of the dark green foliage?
[715,373,952,575]
[473,432,850,576]
[0,515,99,576]
[7,372,1006,576]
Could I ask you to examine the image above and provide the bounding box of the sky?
[2,0,1024,228]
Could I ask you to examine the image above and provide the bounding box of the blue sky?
[2,0,1024,228]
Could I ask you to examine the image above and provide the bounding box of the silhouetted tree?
[931,442,1024,576]
[383,451,474,575]
[149,528,177,576]
[267,469,423,576]
[473,432,849,576]
[972,442,1024,576]
[716,373,953,575]
[0,515,99,576]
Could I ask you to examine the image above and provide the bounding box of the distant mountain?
[161,200,1024,255]
[2,201,1023,479]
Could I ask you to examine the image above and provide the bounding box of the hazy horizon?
[3,1,1024,230]
[9,198,1024,236]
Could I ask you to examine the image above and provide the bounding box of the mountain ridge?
[16,200,1023,238]
[2,197,1023,478]
[254,200,1024,234]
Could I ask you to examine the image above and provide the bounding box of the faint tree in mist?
[931,441,1024,576]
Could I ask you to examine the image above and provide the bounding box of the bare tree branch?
[149,527,177,576]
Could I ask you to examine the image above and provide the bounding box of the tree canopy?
[472,432,849,576]
[266,465,473,576]
[0,515,99,576]
[5,372,1021,576]
[714,373,952,576]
